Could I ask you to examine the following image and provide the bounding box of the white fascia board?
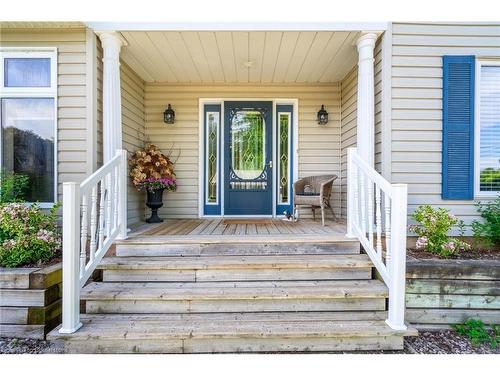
[85,22,388,32]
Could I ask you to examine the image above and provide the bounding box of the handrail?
[59,149,128,334]
[347,147,408,331]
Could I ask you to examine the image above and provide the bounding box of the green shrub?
[454,319,499,349]
[0,172,29,203]
[472,195,500,247]
[409,205,470,257]
[0,203,61,268]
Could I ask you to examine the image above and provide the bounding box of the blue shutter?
[442,55,475,200]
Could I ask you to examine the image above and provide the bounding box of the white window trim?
[0,47,58,208]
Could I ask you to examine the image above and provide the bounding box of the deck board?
[130,219,346,239]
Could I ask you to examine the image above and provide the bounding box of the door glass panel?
[278,113,290,204]
[231,110,266,180]
[206,112,219,203]
[1,98,55,202]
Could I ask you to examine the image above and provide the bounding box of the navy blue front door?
[224,101,273,215]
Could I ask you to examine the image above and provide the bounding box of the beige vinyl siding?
[0,27,91,202]
[120,62,146,225]
[340,67,358,218]
[391,23,500,227]
[144,84,341,219]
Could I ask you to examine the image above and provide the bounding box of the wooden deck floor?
[129,218,347,239]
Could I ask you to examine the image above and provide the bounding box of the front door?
[224,101,273,215]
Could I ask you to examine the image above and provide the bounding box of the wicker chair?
[293,174,337,226]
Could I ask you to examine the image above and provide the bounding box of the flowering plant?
[409,205,470,257]
[137,177,177,192]
[129,144,176,191]
[0,203,61,267]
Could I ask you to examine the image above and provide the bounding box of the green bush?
[454,319,499,349]
[409,205,470,257]
[472,195,500,247]
[0,172,29,203]
[0,203,61,268]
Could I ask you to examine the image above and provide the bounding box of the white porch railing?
[59,150,128,333]
[347,147,408,330]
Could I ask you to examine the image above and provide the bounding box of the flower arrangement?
[0,203,61,267]
[129,144,177,192]
[137,177,177,192]
[409,204,470,257]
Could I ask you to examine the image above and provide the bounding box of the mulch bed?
[407,247,500,260]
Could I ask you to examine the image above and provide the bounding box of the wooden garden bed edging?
[406,259,500,329]
[0,263,62,339]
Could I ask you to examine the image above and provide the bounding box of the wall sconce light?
[163,104,175,124]
[317,105,328,125]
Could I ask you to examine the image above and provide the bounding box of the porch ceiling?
[119,31,360,84]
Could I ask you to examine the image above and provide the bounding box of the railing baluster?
[79,193,88,277]
[113,165,119,232]
[98,178,105,252]
[353,164,359,230]
[375,184,382,259]
[384,193,391,264]
[367,179,374,248]
[359,172,366,236]
[106,173,112,238]
[89,185,98,262]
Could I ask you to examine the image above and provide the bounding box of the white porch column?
[97,31,127,162]
[356,33,378,168]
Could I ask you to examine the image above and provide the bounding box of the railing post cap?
[63,181,79,186]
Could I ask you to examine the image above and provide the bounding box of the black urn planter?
[145,188,164,223]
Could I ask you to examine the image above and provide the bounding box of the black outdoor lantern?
[317,105,328,125]
[163,104,175,124]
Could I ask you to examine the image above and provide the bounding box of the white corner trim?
[380,23,393,181]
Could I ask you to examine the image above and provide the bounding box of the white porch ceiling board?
[284,32,317,82]
[248,32,266,82]
[145,32,187,82]
[320,32,359,82]
[296,32,334,82]
[307,32,351,82]
[232,32,249,83]
[272,32,300,82]
[120,31,360,83]
[162,32,202,82]
[180,32,214,82]
[260,32,283,83]
[215,32,237,82]
[198,33,226,82]
[123,32,173,82]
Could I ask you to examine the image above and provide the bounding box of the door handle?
[267,161,273,169]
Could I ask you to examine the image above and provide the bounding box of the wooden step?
[82,280,388,314]
[98,254,373,282]
[115,236,360,257]
[48,314,415,353]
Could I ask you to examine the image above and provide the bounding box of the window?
[475,61,500,196]
[0,48,57,205]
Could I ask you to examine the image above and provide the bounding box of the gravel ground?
[0,338,63,354]
[2,331,499,354]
